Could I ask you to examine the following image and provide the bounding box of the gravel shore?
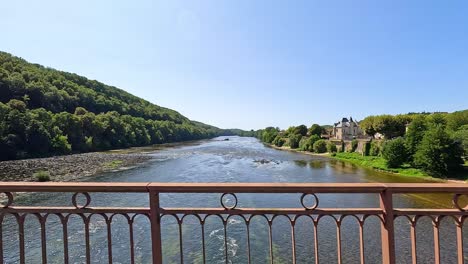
[0,152,152,182]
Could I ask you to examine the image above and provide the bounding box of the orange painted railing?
[0,182,466,263]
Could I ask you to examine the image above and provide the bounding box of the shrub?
[272,135,285,147]
[327,142,337,153]
[382,138,409,168]
[351,139,358,152]
[33,170,51,182]
[414,126,464,177]
[313,139,328,153]
[369,141,382,156]
[299,135,320,152]
[288,134,302,149]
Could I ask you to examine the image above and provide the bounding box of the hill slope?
[0,52,223,160]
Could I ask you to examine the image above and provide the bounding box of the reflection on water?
[2,136,467,263]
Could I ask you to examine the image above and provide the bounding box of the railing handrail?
[0,182,466,193]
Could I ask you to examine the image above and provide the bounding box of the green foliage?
[288,134,302,149]
[327,141,338,153]
[414,126,464,177]
[381,138,409,168]
[446,110,468,131]
[0,52,224,160]
[104,160,123,169]
[308,124,323,136]
[299,135,320,151]
[272,135,286,147]
[452,125,468,158]
[313,139,327,153]
[369,140,382,156]
[360,114,410,139]
[261,127,279,144]
[405,115,427,157]
[33,170,51,182]
[293,125,308,136]
[351,139,358,152]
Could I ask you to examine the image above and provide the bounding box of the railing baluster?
[128,218,135,264]
[379,190,396,264]
[268,219,273,264]
[246,219,251,264]
[336,220,342,264]
[291,220,296,264]
[433,219,440,264]
[178,217,184,264]
[84,215,91,264]
[223,219,228,263]
[149,191,163,264]
[61,215,69,264]
[38,214,47,264]
[313,220,319,264]
[456,217,464,264]
[201,219,206,264]
[359,220,365,264]
[106,217,113,264]
[410,219,417,264]
[18,214,25,264]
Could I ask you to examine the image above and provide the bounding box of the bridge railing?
[0,182,466,264]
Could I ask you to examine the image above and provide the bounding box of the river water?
[2,136,467,263]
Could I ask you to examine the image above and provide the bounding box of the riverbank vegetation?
[0,52,251,161]
[257,111,468,179]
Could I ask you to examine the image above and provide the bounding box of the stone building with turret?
[331,117,363,140]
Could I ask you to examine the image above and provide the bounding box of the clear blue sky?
[1,1,467,130]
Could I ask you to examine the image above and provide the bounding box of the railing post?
[149,190,163,264]
[379,189,395,264]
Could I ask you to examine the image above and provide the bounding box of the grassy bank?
[330,152,468,181]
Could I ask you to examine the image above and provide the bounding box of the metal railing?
[0,182,466,264]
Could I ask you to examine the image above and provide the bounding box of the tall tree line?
[0,52,227,160]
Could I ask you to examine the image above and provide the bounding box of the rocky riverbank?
[0,152,152,182]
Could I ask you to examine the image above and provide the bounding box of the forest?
[0,52,242,160]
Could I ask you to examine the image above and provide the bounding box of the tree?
[261,127,279,143]
[272,135,286,147]
[293,125,308,136]
[414,126,464,177]
[452,125,468,158]
[288,134,302,149]
[313,139,327,153]
[359,116,376,137]
[405,115,427,157]
[446,110,468,131]
[382,138,409,168]
[308,124,323,136]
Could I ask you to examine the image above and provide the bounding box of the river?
[2,136,467,263]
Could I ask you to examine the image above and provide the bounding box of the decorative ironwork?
[0,182,466,264]
[220,193,238,209]
[0,192,13,208]
[300,193,319,210]
[453,193,468,211]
